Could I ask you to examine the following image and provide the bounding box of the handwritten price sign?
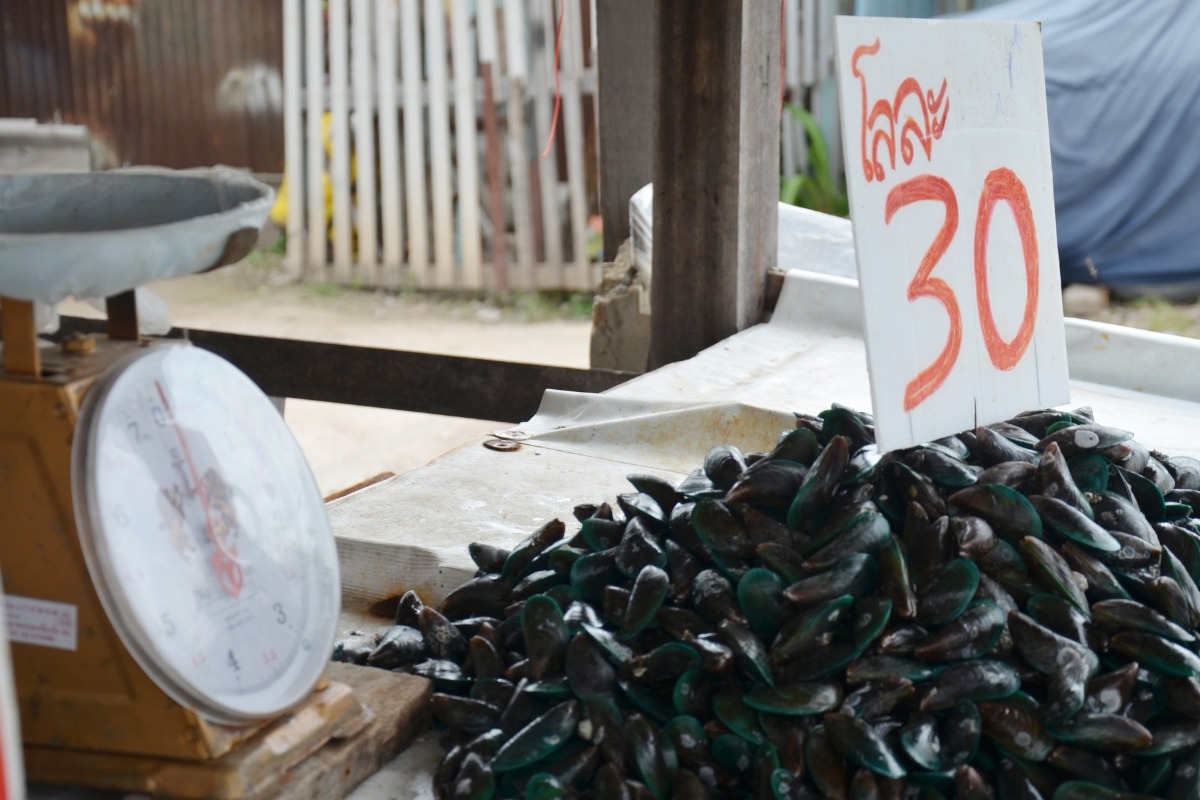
[835,17,1069,452]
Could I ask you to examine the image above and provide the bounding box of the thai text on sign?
[835,17,1069,452]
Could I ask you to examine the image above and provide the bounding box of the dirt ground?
[62,253,594,498]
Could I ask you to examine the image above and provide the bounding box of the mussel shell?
[431,693,503,735]
[366,624,428,669]
[805,725,849,800]
[921,661,1020,711]
[704,444,747,491]
[565,630,617,699]
[726,460,807,509]
[1029,494,1118,553]
[916,559,980,626]
[899,711,943,771]
[1091,598,1195,643]
[743,682,843,716]
[1020,536,1090,613]
[947,485,1043,543]
[502,519,566,578]
[1110,631,1200,677]
[913,600,1005,662]
[1046,712,1153,752]
[788,436,851,531]
[482,701,576,773]
[421,606,470,661]
[823,712,907,779]
[622,565,670,639]
[978,700,1053,761]
[625,713,673,799]
[717,619,775,687]
[784,553,877,609]
[736,567,790,636]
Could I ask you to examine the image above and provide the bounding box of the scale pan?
[0,167,272,304]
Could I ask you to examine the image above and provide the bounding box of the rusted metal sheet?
[0,0,284,172]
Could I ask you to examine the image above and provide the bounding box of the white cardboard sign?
[835,17,1069,452]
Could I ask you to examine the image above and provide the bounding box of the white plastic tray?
[0,167,272,303]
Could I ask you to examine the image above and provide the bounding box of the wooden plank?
[352,0,379,280]
[647,0,781,370]
[560,0,591,287]
[503,0,536,290]
[272,664,430,799]
[530,0,563,287]
[376,0,404,288]
[56,318,637,422]
[283,0,305,278]
[304,0,326,277]
[595,0,654,259]
[451,0,482,288]
[737,3,782,328]
[0,299,39,377]
[329,0,354,281]
[425,0,455,288]
[400,0,429,285]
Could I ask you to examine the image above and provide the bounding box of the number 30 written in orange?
[886,167,1040,411]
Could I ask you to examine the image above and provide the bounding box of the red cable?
[540,0,566,159]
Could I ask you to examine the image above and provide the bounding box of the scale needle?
[156,381,244,599]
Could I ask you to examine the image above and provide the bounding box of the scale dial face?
[72,344,339,724]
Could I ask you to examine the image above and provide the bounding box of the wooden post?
[595,0,654,260]
[0,298,41,376]
[647,1,781,370]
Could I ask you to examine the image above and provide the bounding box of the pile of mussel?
[337,405,1200,799]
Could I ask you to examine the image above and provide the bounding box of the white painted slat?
[478,0,498,63]
[503,0,529,80]
[425,0,454,287]
[782,113,797,178]
[329,0,353,281]
[478,0,507,289]
[352,0,378,279]
[502,0,535,289]
[400,0,428,284]
[786,0,802,90]
[531,0,562,286]
[451,0,481,287]
[784,0,803,176]
[304,0,326,276]
[816,0,835,82]
[802,0,817,86]
[560,0,590,287]
[376,0,403,286]
[283,0,304,277]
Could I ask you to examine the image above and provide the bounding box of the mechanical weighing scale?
[0,169,369,797]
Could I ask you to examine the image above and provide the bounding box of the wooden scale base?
[0,281,429,798]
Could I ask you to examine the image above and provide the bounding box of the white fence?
[283,0,599,291]
[283,0,996,293]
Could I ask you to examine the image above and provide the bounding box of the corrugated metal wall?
[0,0,283,172]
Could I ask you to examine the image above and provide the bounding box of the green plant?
[305,281,346,299]
[781,105,850,217]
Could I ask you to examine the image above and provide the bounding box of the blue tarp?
[961,0,1200,290]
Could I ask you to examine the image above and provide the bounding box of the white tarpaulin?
[331,262,1200,617]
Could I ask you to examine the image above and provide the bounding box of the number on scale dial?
[73,345,339,723]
